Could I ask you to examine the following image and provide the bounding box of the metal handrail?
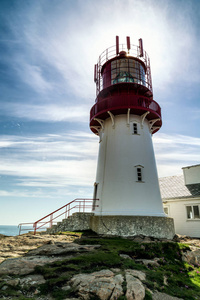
[98,43,149,68]
[95,43,152,96]
[18,198,99,235]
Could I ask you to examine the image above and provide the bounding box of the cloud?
[153,133,200,177]
[0,102,89,122]
[0,159,96,186]
[1,131,200,192]
[0,132,98,190]
[16,63,53,93]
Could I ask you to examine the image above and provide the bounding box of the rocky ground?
[0,232,81,264]
[0,232,200,299]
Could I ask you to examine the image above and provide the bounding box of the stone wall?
[47,213,174,239]
[47,213,94,234]
[90,215,175,239]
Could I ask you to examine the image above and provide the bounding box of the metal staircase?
[18,198,98,235]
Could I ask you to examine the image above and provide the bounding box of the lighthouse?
[89,36,174,238]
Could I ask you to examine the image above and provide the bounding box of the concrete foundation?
[90,215,175,239]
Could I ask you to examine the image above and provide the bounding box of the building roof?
[182,164,200,169]
[159,175,200,200]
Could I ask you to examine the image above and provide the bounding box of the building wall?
[163,198,200,237]
[182,165,200,185]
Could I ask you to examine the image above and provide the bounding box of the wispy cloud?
[16,62,53,94]
[154,133,200,177]
[0,132,98,190]
[0,102,89,122]
[1,131,199,193]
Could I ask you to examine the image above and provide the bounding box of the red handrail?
[18,198,99,235]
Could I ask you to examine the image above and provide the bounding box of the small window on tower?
[134,165,144,182]
[133,123,138,134]
[137,167,142,181]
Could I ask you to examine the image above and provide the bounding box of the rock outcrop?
[0,232,79,263]
[0,241,100,276]
[0,232,199,299]
[69,269,146,300]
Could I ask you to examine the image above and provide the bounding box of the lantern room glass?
[111,58,145,86]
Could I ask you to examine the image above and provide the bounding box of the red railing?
[18,198,98,235]
[95,43,152,96]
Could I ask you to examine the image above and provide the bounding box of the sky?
[0,0,200,226]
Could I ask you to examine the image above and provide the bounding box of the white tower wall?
[93,114,165,217]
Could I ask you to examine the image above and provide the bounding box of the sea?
[0,225,21,236]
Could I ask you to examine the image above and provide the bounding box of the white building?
[160,164,200,238]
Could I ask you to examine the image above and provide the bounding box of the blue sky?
[0,0,200,225]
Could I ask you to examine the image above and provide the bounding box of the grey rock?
[90,269,114,277]
[0,255,72,275]
[62,285,71,291]
[0,242,100,275]
[20,274,46,287]
[110,268,121,273]
[26,242,100,256]
[69,269,147,300]
[64,298,80,300]
[135,258,160,267]
[120,254,132,259]
[182,246,200,266]
[152,291,184,300]
[132,236,144,243]
[126,269,146,281]
[1,285,8,290]
[6,278,20,286]
[0,233,77,263]
[70,269,123,300]
[126,273,145,300]
[143,236,153,243]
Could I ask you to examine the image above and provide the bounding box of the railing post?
[19,225,21,235]
[50,214,53,228]
[34,223,37,235]
[65,205,67,219]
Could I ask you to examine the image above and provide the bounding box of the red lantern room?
[90,36,162,135]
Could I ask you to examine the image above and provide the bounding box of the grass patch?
[144,289,153,300]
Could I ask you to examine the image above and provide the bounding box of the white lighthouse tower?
[90,36,174,238]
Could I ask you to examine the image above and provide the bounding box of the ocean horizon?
[0,225,20,236]
[0,225,48,236]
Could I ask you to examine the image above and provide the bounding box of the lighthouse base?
[90,215,175,239]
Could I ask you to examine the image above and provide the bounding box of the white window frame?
[132,122,140,135]
[133,123,138,134]
[134,165,144,183]
[186,204,200,220]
